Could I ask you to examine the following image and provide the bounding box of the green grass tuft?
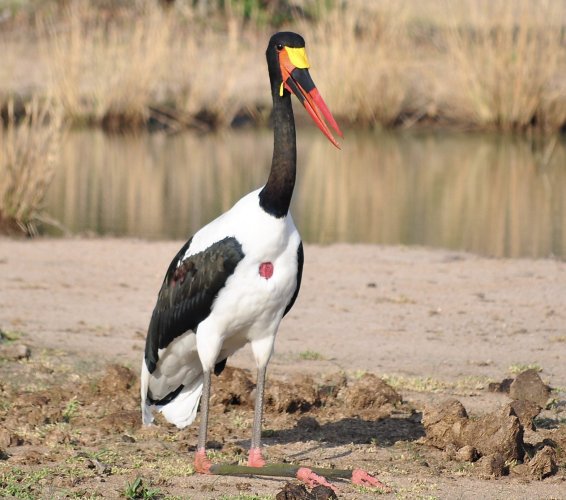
[62,396,80,423]
[508,363,542,375]
[298,350,325,361]
[124,477,161,500]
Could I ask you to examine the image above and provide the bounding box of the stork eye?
[276,44,284,51]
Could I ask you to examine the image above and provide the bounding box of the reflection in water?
[44,128,566,258]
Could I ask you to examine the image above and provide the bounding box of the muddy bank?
[0,238,565,498]
[0,361,564,498]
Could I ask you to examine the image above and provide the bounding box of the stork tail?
[141,360,204,429]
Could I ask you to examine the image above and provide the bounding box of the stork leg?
[194,370,212,474]
[248,365,267,467]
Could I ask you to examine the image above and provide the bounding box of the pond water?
[44,127,566,258]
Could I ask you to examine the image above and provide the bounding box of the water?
[44,127,566,258]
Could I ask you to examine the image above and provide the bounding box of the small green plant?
[231,412,250,429]
[353,369,368,379]
[382,374,448,393]
[382,373,492,394]
[207,449,232,461]
[454,462,473,476]
[298,350,325,361]
[508,363,542,375]
[353,483,388,495]
[62,396,80,423]
[0,467,51,498]
[0,329,23,342]
[218,495,273,500]
[124,477,161,500]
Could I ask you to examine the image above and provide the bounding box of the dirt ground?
[0,238,565,499]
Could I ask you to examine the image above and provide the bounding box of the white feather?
[159,376,204,428]
[140,359,154,425]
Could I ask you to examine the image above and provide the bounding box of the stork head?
[266,32,343,148]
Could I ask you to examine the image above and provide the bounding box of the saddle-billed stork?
[141,32,342,474]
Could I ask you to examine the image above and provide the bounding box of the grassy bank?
[0,0,565,133]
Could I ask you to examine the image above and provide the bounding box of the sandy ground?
[0,237,565,499]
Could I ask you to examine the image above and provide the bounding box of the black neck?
[259,90,297,218]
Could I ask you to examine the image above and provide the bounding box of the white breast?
[183,188,302,370]
[186,189,290,256]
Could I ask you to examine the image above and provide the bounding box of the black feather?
[147,383,185,406]
[283,241,303,317]
[214,358,227,376]
[144,237,245,373]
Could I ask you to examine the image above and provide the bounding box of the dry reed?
[40,1,173,129]
[296,0,412,126]
[437,0,566,130]
[165,18,265,128]
[2,0,566,132]
[0,98,64,235]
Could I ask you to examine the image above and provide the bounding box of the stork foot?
[194,448,212,474]
[296,467,337,493]
[247,447,266,467]
[352,469,389,491]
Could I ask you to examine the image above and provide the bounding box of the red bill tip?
[308,87,343,138]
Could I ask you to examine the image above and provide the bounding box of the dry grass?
[1,0,566,132]
[0,98,64,235]
[40,1,173,129]
[299,0,412,126]
[165,18,265,128]
[39,1,264,129]
[437,0,566,131]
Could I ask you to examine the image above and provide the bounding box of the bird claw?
[296,467,338,493]
[247,448,266,468]
[351,469,389,491]
[194,448,212,474]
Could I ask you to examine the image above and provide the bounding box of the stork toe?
[247,447,266,467]
[352,469,389,490]
[296,467,338,492]
[194,449,212,474]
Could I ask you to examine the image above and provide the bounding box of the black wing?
[144,236,244,373]
[283,241,304,317]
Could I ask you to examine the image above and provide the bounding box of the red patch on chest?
[259,262,274,279]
